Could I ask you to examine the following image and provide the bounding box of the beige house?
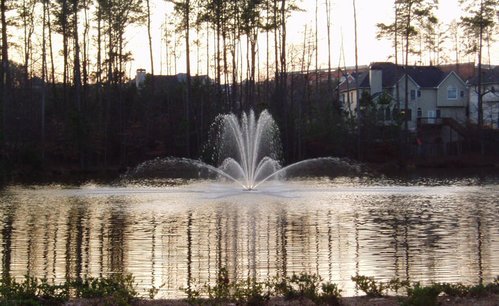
[340,63,467,125]
[339,62,469,152]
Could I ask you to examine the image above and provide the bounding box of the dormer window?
[447,86,458,100]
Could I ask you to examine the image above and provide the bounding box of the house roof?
[468,66,499,85]
[369,62,405,88]
[404,66,446,88]
[338,70,369,92]
[339,62,458,92]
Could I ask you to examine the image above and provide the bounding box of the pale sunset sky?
[124,0,497,77]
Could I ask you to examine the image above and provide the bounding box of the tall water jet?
[124,109,360,189]
[210,110,282,190]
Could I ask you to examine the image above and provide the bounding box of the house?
[338,62,469,154]
[134,69,211,90]
[340,63,468,126]
[468,66,499,129]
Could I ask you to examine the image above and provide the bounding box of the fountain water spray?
[124,109,360,189]
[213,110,282,190]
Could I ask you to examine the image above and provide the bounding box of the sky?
[124,0,496,78]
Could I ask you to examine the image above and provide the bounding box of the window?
[410,89,416,100]
[417,108,422,118]
[460,91,464,98]
[447,86,458,100]
[417,90,422,98]
[436,109,441,118]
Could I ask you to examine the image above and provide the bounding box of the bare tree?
[19,0,36,84]
[55,0,71,104]
[82,0,90,95]
[1,0,11,144]
[146,0,154,75]
[170,0,192,155]
[460,0,497,128]
[325,0,332,88]
[46,0,56,96]
[353,0,361,159]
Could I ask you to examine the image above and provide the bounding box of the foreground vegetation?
[1,271,498,306]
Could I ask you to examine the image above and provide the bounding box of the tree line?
[0,0,496,181]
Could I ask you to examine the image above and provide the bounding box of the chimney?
[369,68,382,95]
[135,68,146,88]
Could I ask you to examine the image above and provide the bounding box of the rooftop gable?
[436,71,467,88]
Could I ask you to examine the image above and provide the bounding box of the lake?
[0,175,498,298]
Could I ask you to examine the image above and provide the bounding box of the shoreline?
[3,156,499,187]
[66,294,499,306]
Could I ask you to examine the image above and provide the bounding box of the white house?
[468,66,499,129]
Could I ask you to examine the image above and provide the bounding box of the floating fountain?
[211,109,282,190]
[124,109,359,189]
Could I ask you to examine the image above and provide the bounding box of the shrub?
[186,269,342,305]
[351,275,387,297]
[319,282,342,305]
[206,267,231,302]
[0,274,137,306]
[0,276,69,306]
[437,282,468,297]
[233,279,270,306]
[402,283,441,306]
[486,276,499,294]
[71,274,137,306]
[270,272,341,304]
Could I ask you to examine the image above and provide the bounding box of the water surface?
[0,177,498,298]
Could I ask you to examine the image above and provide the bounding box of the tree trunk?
[353,0,361,160]
[47,0,57,99]
[41,0,47,163]
[404,2,413,152]
[185,0,191,156]
[205,20,209,79]
[83,0,90,100]
[315,0,319,92]
[477,0,484,155]
[1,0,9,144]
[96,2,104,165]
[325,0,332,90]
[62,0,69,106]
[146,0,154,75]
[477,0,483,128]
[22,0,35,85]
[73,0,83,169]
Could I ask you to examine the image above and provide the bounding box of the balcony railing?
[417,117,442,125]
